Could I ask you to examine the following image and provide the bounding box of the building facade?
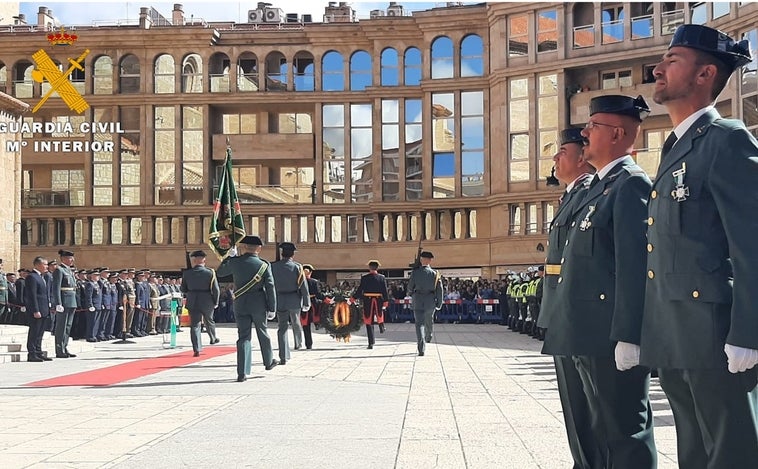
[1,2,757,281]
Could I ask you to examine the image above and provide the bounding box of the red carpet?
[24,346,236,387]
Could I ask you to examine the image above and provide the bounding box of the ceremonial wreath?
[320,292,362,342]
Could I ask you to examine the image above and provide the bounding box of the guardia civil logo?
[31,27,90,113]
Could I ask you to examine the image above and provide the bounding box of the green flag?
[208,147,246,259]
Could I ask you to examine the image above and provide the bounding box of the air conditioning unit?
[387,4,404,16]
[370,9,385,19]
[285,13,299,23]
[248,9,263,23]
[264,7,282,23]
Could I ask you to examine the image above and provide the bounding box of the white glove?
[88,306,95,312]
[267,311,276,320]
[118,306,123,310]
[724,343,758,374]
[435,307,442,311]
[614,341,640,371]
[20,306,26,312]
[229,246,239,257]
[301,306,310,312]
[55,305,64,313]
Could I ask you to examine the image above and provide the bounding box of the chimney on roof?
[37,6,55,28]
[139,7,152,29]
[172,4,184,25]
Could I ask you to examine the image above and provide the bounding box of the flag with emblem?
[208,146,246,259]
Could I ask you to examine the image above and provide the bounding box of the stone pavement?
[0,323,679,468]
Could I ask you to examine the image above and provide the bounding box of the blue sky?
[20,1,479,25]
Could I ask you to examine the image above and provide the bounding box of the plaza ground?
[0,323,679,468]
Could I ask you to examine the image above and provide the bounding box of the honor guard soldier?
[51,250,79,357]
[83,270,103,342]
[134,270,150,337]
[124,268,138,336]
[542,94,656,469]
[300,264,323,349]
[181,250,221,357]
[97,268,112,341]
[640,24,758,467]
[217,235,278,382]
[70,269,87,340]
[353,260,389,350]
[537,127,601,469]
[271,242,310,363]
[407,251,443,356]
[104,272,119,339]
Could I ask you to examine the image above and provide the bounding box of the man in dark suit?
[353,260,389,350]
[217,235,278,382]
[181,250,221,357]
[640,24,758,467]
[538,127,602,469]
[25,256,52,362]
[543,95,656,469]
[300,264,322,350]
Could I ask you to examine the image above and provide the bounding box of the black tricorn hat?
[560,128,585,146]
[190,250,207,258]
[302,263,314,271]
[279,242,296,251]
[239,235,263,246]
[420,251,434,259]
[58,249,75,257]
[669,24,752,71]
[589,94,650,121]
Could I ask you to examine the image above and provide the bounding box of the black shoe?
[28,356,44,362]
[56,354,69,358]
[66,352,77,358]
[193,351,200,357]
[236,375,247,382]
[294,345,300,350]
[40,356,53,361]
[86,338,97,343]
[265,359,279,370]
[306,346,312,350]
[211,338,220,345]
[379,323,385,334]
[367,344,373,350]
[280,359,286,365]
[419,351,425,356]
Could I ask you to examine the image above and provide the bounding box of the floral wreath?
[320,292,362,342]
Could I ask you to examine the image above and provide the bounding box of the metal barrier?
[474,298,501,323]
[438,299,462,322]
[390,299,414,323]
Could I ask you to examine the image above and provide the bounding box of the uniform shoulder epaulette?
[623,165,647,177]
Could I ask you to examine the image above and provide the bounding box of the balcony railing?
[573,24,595,49]
[661,9,684,36]
[631,14,653,39]
[211,184,314,204]
[22,189,85,208]
[601,19,624,44]
[209,74,230,92]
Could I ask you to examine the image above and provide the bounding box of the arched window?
[322,51,344,91]
[294,51,315,91]
[208,52,230,92]
[350,50,372,91]
[431,36,453,79]
[460,34,483,77]
[237,52,258,92]
[380,48,398,86]
[13,60,34,98]
[181,53,203,93]
[0,62,6,95]
[119,54,140,94]
[404,47,422,86]
[265,51,287,91]
[154,54,175,94]
[93,56,113,94]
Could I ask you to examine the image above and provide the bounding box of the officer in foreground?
[641,24,758,467]
[538,127,600,469]
[217,235,278,382]
[181,250,220,357]
[406,251,443,356]
[543,95,656,469]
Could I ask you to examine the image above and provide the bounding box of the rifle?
[409,236,423,270]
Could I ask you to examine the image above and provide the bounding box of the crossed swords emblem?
[30,48,90,113]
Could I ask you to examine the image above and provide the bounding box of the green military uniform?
[51,252,79,357]
[538,132,602,469]
[543,95,656,469]
[407,252,443,356]
[0,264,7,322]
[640,24,758,468]
[217,236,277,380]
[181,251,221,354]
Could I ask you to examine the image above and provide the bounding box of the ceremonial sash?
[235,263,269,299]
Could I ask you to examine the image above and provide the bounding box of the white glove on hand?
[55,305,64,313]
[724,343,758,374]
[301,306,310,312]
[20,306,26,312]
[614,341,640,371]
[267,311,276,320]
[88,306,95,312]
[229,246,239,257]
[118,306,123,310]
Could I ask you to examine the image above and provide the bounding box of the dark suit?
[217,253,277,376]
[539,173,603,469]
[640,109,758,467]
[353,272,389,347]
[181,265,221,352]
[24,270,50,359]
[543,156,656,469]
